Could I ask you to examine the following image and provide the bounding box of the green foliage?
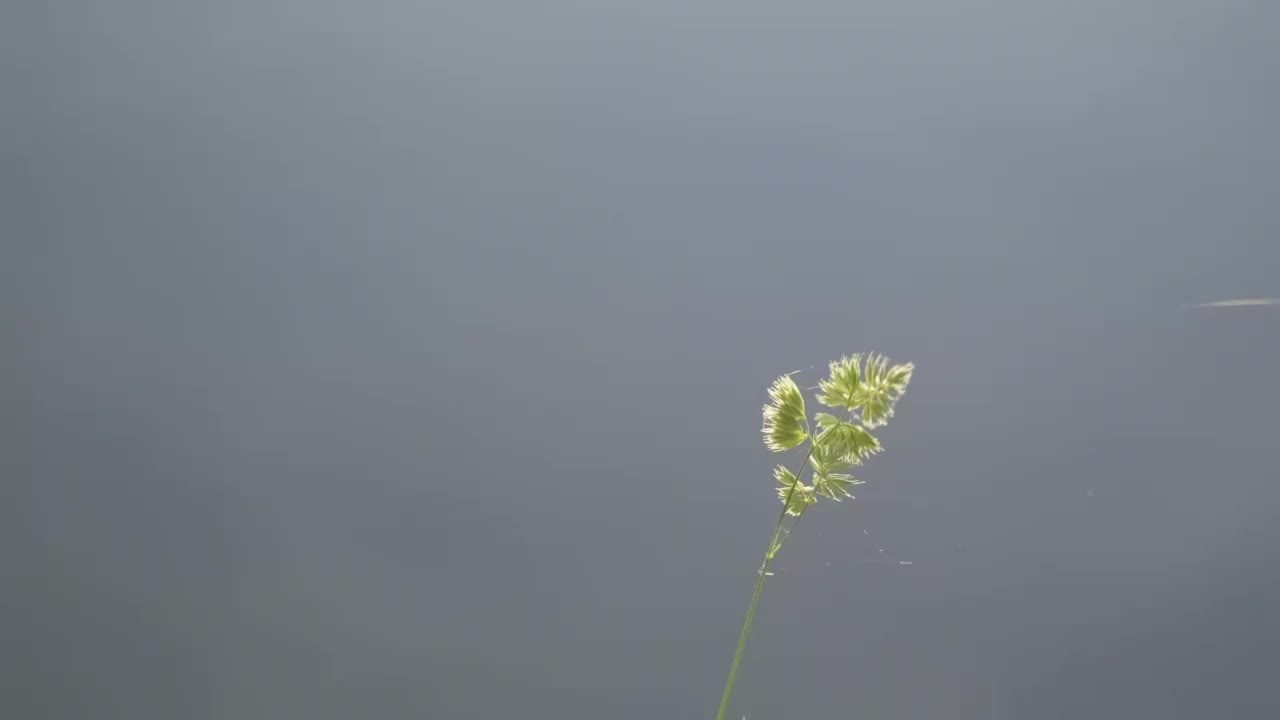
[813,471,860,501]
[767,352,911,514]
[859,353,914,428]
[815,413,881,461]
[815,354,864,409]
[814,353,914,428]
[774,465,816,516]
[808,441,857,478]
[717,352,916,720]
[761,374,808,452]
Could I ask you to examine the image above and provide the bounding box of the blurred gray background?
[5,1,1280,718]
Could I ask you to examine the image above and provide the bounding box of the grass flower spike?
[761,374,808,451]
[716,353,915,720]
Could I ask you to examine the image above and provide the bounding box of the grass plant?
[716,353,915,720]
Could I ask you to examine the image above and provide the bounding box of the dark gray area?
[6,2,1279,718]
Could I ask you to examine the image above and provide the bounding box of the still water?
[8,2,1280,718]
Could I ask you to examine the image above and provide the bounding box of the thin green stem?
[715,445,814,720]
[717,407,859,720]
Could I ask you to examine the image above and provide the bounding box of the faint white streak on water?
[1183,298,1280,309]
